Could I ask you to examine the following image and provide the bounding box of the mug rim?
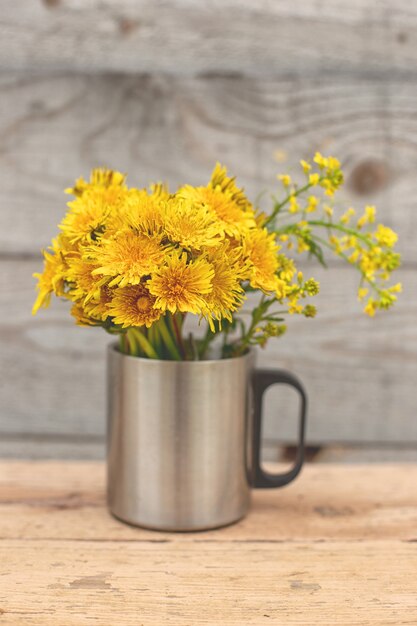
[108,341,254,365]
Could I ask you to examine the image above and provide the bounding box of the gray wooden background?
[0,1,416,459]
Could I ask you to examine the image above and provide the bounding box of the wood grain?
[0,462,416,625]
[1,540,415,625]
[1,4,416,453]
[0,462,415,542]
[1,1,417,77]
[1,259,415,448]
[0,74,415,261]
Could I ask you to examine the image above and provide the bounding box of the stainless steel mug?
[107,344,306,531]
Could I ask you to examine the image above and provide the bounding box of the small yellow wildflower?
[364,299,377,317]
[313,152,329,169]
[300,159,311,173]
[327,156,341,171]
[289,299,303,314]
[275,278,289,300]
[306,195,319,213]
[340,207,356,224]
[357,205,376,228]
[278,174,292,187]
[309,173,320,186]
[389,283,402,293]
[357,287,368,301]
[374,224,398,248]
[289,195,299,214]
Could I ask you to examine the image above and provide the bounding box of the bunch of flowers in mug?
[33,154,401,360]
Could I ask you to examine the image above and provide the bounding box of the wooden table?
[0,462,416,625]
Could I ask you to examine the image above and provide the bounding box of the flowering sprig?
[266,153,401,319]
[32,156,401,360]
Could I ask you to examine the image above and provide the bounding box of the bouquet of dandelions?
[33,154,401,360]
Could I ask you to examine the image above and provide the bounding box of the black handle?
[252,368,307,488]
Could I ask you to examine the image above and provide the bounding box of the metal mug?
[107,344,306,531]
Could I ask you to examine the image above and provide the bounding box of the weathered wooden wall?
[0,1,416,458]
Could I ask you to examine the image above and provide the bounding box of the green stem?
[305,220,372,247]
[264,178,323,228]
[188,332,199,360]
[157,317,181,360]
[198,324,216,359]
[309,233,382,296]
[127,328,158,359]
[171,314,187,359]
[233,295,274,356]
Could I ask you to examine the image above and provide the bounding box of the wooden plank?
[1,463,415,624]
[0,539,415,625]
[0,73,415,259]
[0,434,104,460]
[0,462,416,542]
[1,259,415,445]
[2,1,417,76]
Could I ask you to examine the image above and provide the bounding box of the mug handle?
[252,368,307,488]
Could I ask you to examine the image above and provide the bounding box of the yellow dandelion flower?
[209,162,252,211]
[148,252,214,314]
[84,284,116,322]
[243,228,279,292]
[108,283,162,328]
[178,185,255,238]
[70,302,99,326]
[164,198,224,250]
[149,181,171,202]
[65,168,126,197]
[66,254,105,303]
[124,189,165,236]
[91,229,166,287]
[202,248,246,328]
[60,192,111,244]
[32,239,67,314]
